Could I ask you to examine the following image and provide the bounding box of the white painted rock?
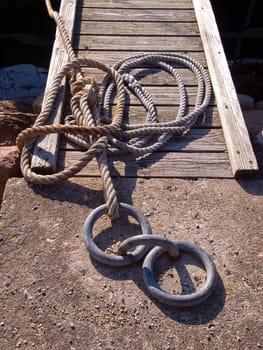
[0,65,47,104]
[237,94,254,111]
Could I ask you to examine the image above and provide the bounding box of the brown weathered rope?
[17,0,212,219]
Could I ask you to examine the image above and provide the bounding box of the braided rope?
[17,1,212,218]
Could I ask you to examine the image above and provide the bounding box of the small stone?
[16,340,22,348]
[79,268,87,276]
[46,238,56,243]
[69,322,75,330]
[208,323,215,329]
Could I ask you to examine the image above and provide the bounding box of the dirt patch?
[0,177,262,349]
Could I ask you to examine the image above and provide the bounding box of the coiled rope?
[16,0,218,306]
[16,0,212,219]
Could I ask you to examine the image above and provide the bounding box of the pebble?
[69,322,75,330]
[79,268,87,276]
[16,340,22,348]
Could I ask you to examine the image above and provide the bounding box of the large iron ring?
[83,203,152,266]
[142,240,217,307]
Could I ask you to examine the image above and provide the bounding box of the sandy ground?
[0,177,262,349]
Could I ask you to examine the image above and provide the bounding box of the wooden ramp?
[33,0,258,179]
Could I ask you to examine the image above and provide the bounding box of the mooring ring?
[142,240,217,306]
[83,203,152,266]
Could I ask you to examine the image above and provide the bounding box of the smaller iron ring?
[83,203,152,266]
[142,240,217,307]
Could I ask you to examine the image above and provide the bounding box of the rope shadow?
[28,180,104,208]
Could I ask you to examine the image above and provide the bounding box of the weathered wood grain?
[76,50,207,66]
[76,21,199,36]
[119,105,220,127]
[60,129,226,152]
[79,67,208,86]
[193,0,258,176]
[75,35,202,51]
[78,8,196,22]
[35,0,255,180]
[31,0,77,173]
[111,86,214,106]
[63,105,221,127]
[79,0,194,9]
[58,150,232,178]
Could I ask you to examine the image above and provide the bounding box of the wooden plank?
[31,0,77,173]
[76,21,199,36]
[193,0,258,176]
[59,151,232,178]
[75,35,202,51]
[76,50,206,66]
[78,8,196,22]
[80,67,208,86]
[105,86,215,106]
[60,129,226,152]
[62,105,221,127]
[122,106,220,127]
[79,0,194,9]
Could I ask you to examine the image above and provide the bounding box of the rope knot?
[70,76,99,108]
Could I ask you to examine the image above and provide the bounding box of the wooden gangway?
[32,0,258,179]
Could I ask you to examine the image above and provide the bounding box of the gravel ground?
[0,177,262,349]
